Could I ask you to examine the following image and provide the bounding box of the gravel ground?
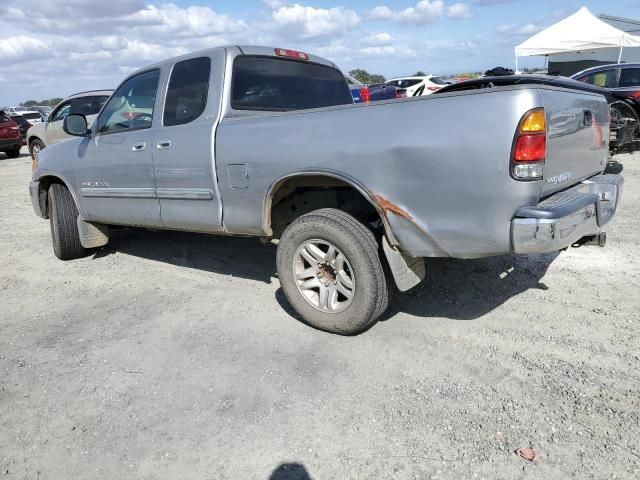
[1,147,639,480]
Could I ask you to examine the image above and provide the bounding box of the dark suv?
[0,111,22,158]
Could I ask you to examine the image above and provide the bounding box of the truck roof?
[127,45,338,78]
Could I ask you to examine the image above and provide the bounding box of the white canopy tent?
[514,7,640,72]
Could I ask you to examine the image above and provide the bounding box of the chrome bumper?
[512,174,623,254]
[29,180,46,218]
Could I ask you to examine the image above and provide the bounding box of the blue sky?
[1,0,639,105]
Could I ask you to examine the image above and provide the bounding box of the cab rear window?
[232,56,353,111]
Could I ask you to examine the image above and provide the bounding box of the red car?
[0,110,22,158]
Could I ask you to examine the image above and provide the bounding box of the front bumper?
[29,180,46,218]
[512,174,623,254]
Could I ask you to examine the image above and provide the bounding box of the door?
[75,69,162,227]
[152,53,224,232]
[44,100,72,145]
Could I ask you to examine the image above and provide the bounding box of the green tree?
[348,69,386,85]
[414,70,427,76]
[21,100,38,107]
[46,98,63,106]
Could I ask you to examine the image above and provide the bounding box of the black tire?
[276,208,390,335]
[48,183,86,260]
[5,149,20,158]
[30,139,45,161]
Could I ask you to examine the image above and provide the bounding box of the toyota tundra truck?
[29,46,623,334]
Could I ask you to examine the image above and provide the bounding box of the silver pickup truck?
[29,46,623,334]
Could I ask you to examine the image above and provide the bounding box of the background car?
[0,111,23,158]
[27,89,112,159]
[31,106,53,118]
[7,114,31,144]
[20,111,45,125]
[345,75,401,103]
[385,75,449,96]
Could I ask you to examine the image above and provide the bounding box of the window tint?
[70,95,110,116]
[164,57,210,126]
[97,70,160,134]
[430,76,447,85]
[51,102,71,122]
[232,56,353,111]
[619,68,640,87]
[394,79,423,89]
[577,69,617,88]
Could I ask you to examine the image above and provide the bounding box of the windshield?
[232,56,353,111]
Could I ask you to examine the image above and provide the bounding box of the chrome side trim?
[80,187,156,198]
[156,188,214,200]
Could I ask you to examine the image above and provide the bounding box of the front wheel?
[48,183,87,260]
[30,139,45,161]
[276,208,390,335]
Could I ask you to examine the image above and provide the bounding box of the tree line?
[20,98,64,107]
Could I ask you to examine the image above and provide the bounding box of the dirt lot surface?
[1,147,639,480]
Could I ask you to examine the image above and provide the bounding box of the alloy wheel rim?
[293,239,355,313]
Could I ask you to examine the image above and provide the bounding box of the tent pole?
[618,46,624,64]
[545,55,549,72]
[515,56,519,73]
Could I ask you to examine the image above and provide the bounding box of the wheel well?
[267,175,385,239]
[37,176,65,218]
[28,136,42,148]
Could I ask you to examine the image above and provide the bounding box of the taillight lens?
[514,134,546,161]
[359,87,371,103]
[512,108,546,180]
[427,86,440,92]
[274,48,309,61]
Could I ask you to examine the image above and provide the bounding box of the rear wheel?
[5,149,20,158]
[48,183,86,260]
[276,208,390,335]
[30,139,45,160]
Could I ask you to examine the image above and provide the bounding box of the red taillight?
[514,134,546,162]
[359,87,371,103]
[427,86,440,92]
[274,48,309,61]
[512,108,546,180]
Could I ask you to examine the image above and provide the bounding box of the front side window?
[232,56,353,111]
[50,102,71,122]
[164,57,210,126]
[576,69,617,88]
[619,68,640,87]
[97,70,160,134]
[396,79,423,89]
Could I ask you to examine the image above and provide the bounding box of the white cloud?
[367,5,394,20]
[497,23,542,35]
[0,35,50,63]
[396,1,444,25]
[271,4,360,38]
[447,3,472,19]
[364,33,394,46]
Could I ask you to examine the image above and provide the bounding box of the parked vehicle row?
[345,75,402,103]
[385,75,450,96]
[29,45,622,335]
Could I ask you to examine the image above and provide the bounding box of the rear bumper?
[0,138,22,151]
[511,174,623,254]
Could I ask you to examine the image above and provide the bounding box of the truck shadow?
[94,228,277,284]
[97,228,559,323]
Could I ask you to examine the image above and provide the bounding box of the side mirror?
[63,114,89,137]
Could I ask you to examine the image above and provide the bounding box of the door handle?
[156,140,171,150]
[132,142,146,152]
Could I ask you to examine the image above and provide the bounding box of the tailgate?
[541,88,609,196]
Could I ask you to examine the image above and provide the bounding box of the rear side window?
[619,68,640,87]
[395,79,423,89]
[164,57,211,126]
[430,76,447,85]
[576,69,617,88]
[232,56,353,111]
[70,96,110,116]
[0,113,10,123]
